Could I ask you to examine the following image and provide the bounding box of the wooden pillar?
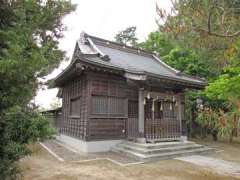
[177,95,183,134]
[138,88,145,142]
[178,93,187,141]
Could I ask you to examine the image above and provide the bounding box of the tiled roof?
[54,32,206,87]
[77,33,206,86]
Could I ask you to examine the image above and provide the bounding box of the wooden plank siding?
[86,71,128,141]
[58,70,185,142]
[60,74,88,140]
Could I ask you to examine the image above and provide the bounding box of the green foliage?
[204,38,240,106]
[157,0,240,74]
[5,106,55,144]
[151,0,240,141]
[0,141,28,180]
[0,0,75,179]
[0,0,75,110]
[114,26,138,46]
[196,107,240,142]
[0,106,54,180]
[163,48,210,78]
[206,66,240,103]
[193,41,240,140]
[139,31,211,78]
[196,108,220,138]
[196,42,240,141]
[139,31,174,57]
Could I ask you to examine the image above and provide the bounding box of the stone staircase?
[111,141,214,162]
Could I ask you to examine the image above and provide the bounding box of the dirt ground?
[193,137,240,163]
[19,140,240,180]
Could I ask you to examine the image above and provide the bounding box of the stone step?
[112,141,215,162]
[112,145,214,162]
[123,141,196,149]
[116,143,204,155]
[144,147,214,162]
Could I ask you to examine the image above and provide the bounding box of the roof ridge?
[84,32,155,57]
[86,36,106,57]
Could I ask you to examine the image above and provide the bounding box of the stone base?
[56,134,123,153]
[112,140,214,161]
[180,136,188,142]
[136,138,146,143]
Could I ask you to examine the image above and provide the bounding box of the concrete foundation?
[180,136,188,142]
[136,138,146,143]
[56,134,123,153]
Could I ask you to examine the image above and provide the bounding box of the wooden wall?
[86,71,128,141]
[60,74,88,140]
[58,70,186,142]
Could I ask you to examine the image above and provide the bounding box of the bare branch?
[194,27,240,38]
[202,3,239,38]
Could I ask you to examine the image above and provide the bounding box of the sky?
[34,0,173,109]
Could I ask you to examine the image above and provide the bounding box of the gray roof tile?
[55,33,206,87]
[84,35,205,85]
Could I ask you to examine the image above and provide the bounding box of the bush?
[5,106,55,144]
[0,106,55,179]
[196,107,240,142]
[0,141,28,180]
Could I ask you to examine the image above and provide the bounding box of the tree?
[138,31,174,57]
[156,0,240,73]
[158,0,240,38]
[196,40,240,142]
[0,0,75,179]
[163,48,210,78]
[152,0,240,141]
[140,32,210,78]
[114,26,138,46]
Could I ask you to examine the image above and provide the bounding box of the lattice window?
[70,97,81,116]
[108,97,125,115]
[92,96,126,116]
[92,96,108,114]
